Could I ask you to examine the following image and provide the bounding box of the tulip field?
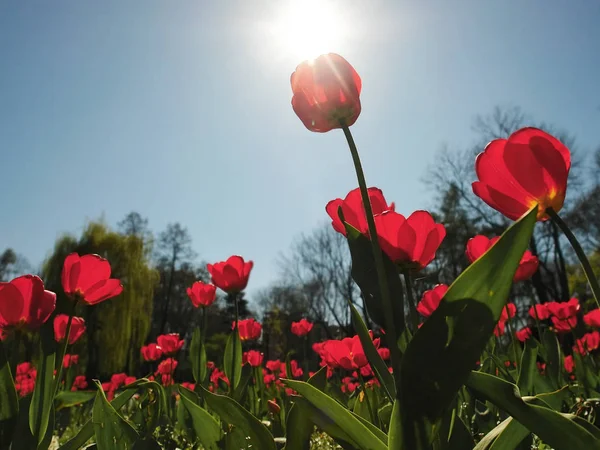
[3,53,600,450]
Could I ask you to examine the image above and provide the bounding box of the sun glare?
[270,0,345,62]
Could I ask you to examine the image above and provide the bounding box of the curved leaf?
[0,340,18,422]
[284,367,326,450]
[517,339,538,396]
[466,371,600,450]
[283,379,387,450]
[55,390,96,410]
[92,381,139,450]
[197,384,276,450]
[224,331,242,390]
[178,386,222,450]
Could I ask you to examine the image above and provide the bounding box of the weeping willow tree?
[42,221,159,378]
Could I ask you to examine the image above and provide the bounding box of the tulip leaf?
[466,371,600,449]
[517,339,538,396]
[349,301,395,401]
[284,368,327,450]
[189,327,207,384]
[224,330,242,390]
[54,390,96,410]
[178,386,222,450]
[344,224,405,334]
[398,206,537,449]
[0,340,18,422]
[473,417,529,450]
[197,384,276,450]
[60,388,139,450]
[283,379,387,450]
[29,323,56,446]
[541,330,562,389]
[92,380,139,450]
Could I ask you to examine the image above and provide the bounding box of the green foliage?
[42,221,159,377]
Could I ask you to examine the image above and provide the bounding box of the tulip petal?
[83,279,123,305]
[0,282,24,326]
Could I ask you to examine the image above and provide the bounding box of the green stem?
[341,124,403,395]
[504,306,519,366]
[230,292,240,394]
[403,271,419,331]
[9,330,22,378]
[548,208,600,309]
[53,313,74,397]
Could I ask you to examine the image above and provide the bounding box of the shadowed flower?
[465,235,539,282]
[63,354,79,369]
[141,343,163,362]
[494,303,516,337]
[291,53,362,132]
[207,256,253,294]
[62,253,123,305]
[417,284,449,318]
[584,309,600,328]
[186,281,217,308]
[53,314,86,345]
[472,127,571,221]
[291,318,314,337]
[515,327,532,342]
[0,275,56,332]
[529,304,551,321]
[326,187,395,236]
[157,333,184,356]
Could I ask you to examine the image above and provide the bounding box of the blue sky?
[1,1,599,298]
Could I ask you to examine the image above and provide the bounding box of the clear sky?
[1,1,599,298]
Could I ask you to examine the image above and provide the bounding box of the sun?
[269,0,345,62]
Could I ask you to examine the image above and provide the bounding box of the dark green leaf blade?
[223,331,242,390]
[92,381,139,450]
[197,384,276,450]
[28,323,56,446]
[466,371,600,450]
[178,386,222,450]
[283,379,387,450]
[398,206,537,449]
[517,339,538,396]
[0,340,18,422]
[349,301,395,400]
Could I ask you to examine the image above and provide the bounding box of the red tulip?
[564,355,575,373]
[291,318,314,337]
[290,53,361,133]
[551,316,577,333]
[584,309,600,328]
[62,253,123,305]
[282,360,304,379]
[515,327,532,342]
[63,354,79,369]
[377,347,390,360]
[546,298,580,319]
[267,399,281,414]
[465,235,539,282]
[210,367,229,387]
[0,275,56,331]
[157,333,184,355]
[326,187,395,236]
[321,335,379,370]
[529,304,550,321]
[265,360,284,373]
[235,318,262,341]
[416,284,448,318]
[157,358,178,375]
[53,314,86,344]
[181,382,196,391]
[472,127,571,221]
[141,343,163,362]
[373,210,446,271]
[71,375,88,391]
[574,331,600,355]
[494,303,517,337]
[207,256,253,294]
[186,281,217,308]
[124,376,137,386]
[243,350,264,367]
